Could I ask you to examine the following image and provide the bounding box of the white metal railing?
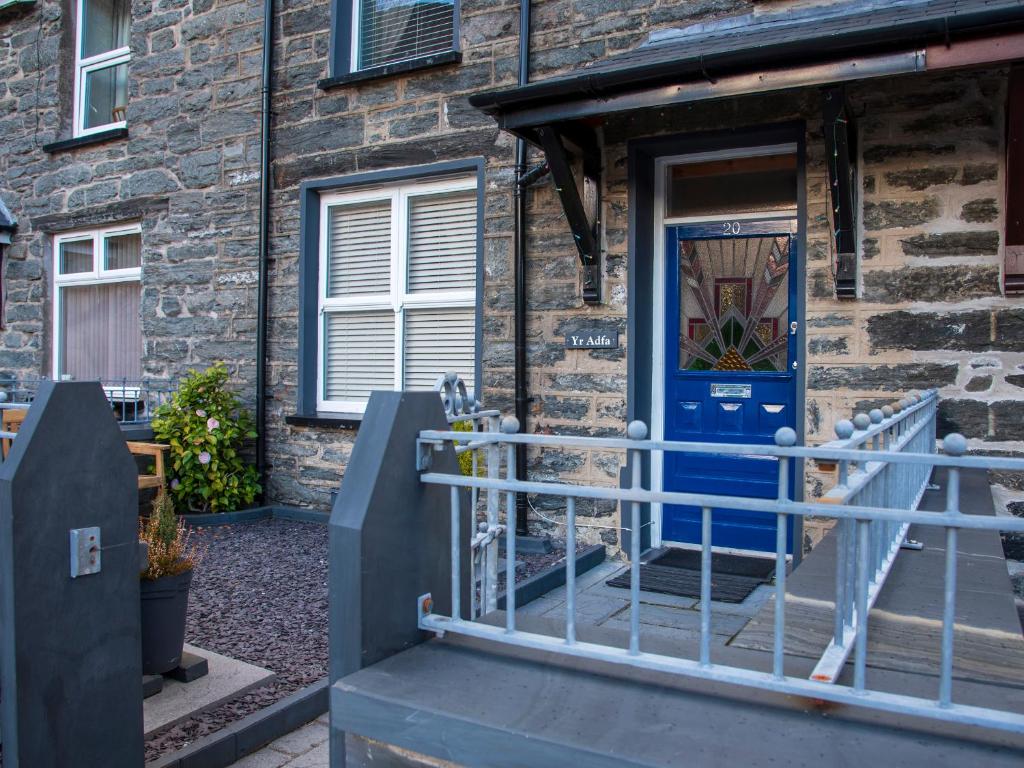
[413,390,1024,735]
[435,372,504,619]
[811,393,936,683]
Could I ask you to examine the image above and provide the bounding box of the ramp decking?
[731,467,1024,691]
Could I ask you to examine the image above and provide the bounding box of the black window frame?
[291,158,485,426]
[320,0,462,89]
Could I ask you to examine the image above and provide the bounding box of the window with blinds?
[317,176,478,412]
[53,225,142,382]
[356,0,456,71]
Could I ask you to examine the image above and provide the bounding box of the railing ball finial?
[869,408,884,424]
[852,412,870,431]
[891,401,903,414]
[942,433,967,457]
[0,391,6,403]
[881,405,894,419]
[899,398,912,410]
[835,419,855,440]
[774,426,797,447]
[500,416,520,434]
[627,420,648,440]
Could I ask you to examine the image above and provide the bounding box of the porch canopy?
[469,0,1024,298]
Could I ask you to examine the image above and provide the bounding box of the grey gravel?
[145,519,328,762]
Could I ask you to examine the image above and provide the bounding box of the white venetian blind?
[407,190,477,292]
[324,311,395,402]
[403,308,475,391]
[358,0,455,71]
[327,200,392,298]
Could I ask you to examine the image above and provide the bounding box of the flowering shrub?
[152,363,261,514]
[140,492,205,580]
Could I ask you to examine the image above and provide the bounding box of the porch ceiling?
[469,0,1024,139]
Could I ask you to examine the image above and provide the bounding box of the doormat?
[605,550,776,604]
[650,548,777,580]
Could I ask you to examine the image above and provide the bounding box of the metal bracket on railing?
[900,539,924,551]
[416,439,445,471]
[417,592,444,637]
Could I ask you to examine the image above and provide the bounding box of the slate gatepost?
[0,381,143,767]
[328,391,471,767]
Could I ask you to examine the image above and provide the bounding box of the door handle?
[789,321,798,336]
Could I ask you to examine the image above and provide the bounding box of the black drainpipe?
[255,0,274,501]
[512,0,531,536]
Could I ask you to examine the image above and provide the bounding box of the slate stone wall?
[0,0,265,391]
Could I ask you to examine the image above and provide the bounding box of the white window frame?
[349,0,458,73]
[317,175,477,413]
[52,223,142,380]
[73,0,131,138]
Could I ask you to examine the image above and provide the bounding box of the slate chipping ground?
[145,519,330,761]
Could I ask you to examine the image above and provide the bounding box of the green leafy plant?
[151,363,261,514]
[140,492,205,580]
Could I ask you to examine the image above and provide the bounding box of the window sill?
[285,412,362,430]
[318,50,462,90]
[43,127,128,154]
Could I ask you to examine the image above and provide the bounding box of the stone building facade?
[0,0,266,387]
[1,0,1022,554]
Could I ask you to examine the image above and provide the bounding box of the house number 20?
[722,221,742,235]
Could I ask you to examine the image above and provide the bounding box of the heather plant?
[140,492,205,580]
[152,363,260,514]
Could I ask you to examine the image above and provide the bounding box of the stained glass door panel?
[662,223,797,554]
[679,235,790,373]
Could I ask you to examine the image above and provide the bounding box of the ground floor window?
[316,175,478,413]
[53,224,142,381]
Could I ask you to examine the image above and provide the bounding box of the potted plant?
[139,491,205,675]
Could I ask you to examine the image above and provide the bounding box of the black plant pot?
[140,568,193,675]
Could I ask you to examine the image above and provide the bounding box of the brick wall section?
[0,0,265,391]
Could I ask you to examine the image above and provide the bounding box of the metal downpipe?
[512,0,531,536]
[255,0,274,501]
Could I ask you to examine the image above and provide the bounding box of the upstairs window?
[317,176,478,413]
[325,0,460,84]
[75,0,130,137]
[355,0,456,70]
[53,225,142,382]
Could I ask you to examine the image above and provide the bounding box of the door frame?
[627,125,807,558]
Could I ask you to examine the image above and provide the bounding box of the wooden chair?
[127,441,169,490]
[1,408,27,459]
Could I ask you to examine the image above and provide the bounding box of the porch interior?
[332,467,1024,766]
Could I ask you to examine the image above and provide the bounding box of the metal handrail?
[414,390,1024,735]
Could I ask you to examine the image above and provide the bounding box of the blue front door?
[662,220,798,553]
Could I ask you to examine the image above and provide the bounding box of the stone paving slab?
[144,644,276,736]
